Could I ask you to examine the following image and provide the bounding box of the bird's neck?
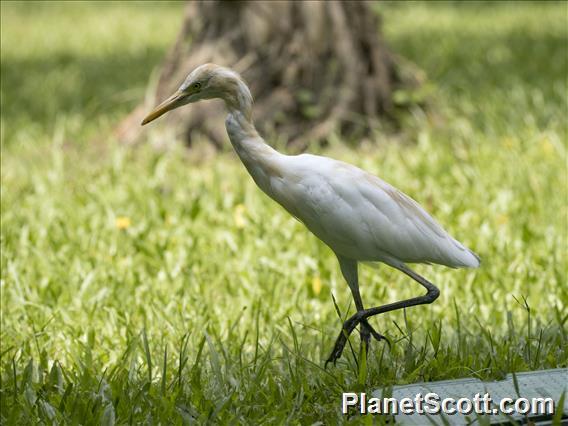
[225,110,283,195]
[223,78,254,121]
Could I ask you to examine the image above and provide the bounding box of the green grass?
[1,1,567,424]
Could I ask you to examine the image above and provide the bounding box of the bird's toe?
[361,320,390,346]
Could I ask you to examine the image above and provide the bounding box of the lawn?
[1,1,566,424]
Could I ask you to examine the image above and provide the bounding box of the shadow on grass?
[1,46,168,143]
[385,7,567,133]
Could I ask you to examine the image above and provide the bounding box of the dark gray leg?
[326,263,440,367]
[336,256,387,359]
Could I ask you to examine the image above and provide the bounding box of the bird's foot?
[325,315,390,368]
[362,320,389,345]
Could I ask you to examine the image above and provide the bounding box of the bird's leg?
[335,257,387,362]
[326,264,440,366]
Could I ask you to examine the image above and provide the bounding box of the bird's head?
[141,63,253,125]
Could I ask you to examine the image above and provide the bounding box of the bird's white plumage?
[144,63,480,273]
[272,154,478,268]
[225,111,479,270]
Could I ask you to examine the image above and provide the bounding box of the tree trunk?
[116,1,419,151]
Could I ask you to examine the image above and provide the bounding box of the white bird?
[141,64,480,365]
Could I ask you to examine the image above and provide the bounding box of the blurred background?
[1,1,566,423]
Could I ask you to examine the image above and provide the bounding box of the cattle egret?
[141,64,480,366]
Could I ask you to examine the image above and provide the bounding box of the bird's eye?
[192,82,202,90]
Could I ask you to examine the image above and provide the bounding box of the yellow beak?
[141,91,187,125]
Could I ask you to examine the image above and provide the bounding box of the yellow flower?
[233,204,247,229]
[496,214,509,225]
[115,216,131,230]
[501,136,514,149]
[312,275,322,296]
[539,137,554,156]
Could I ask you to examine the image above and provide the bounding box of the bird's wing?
[354,168,479,267]
[271,154,479,268]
